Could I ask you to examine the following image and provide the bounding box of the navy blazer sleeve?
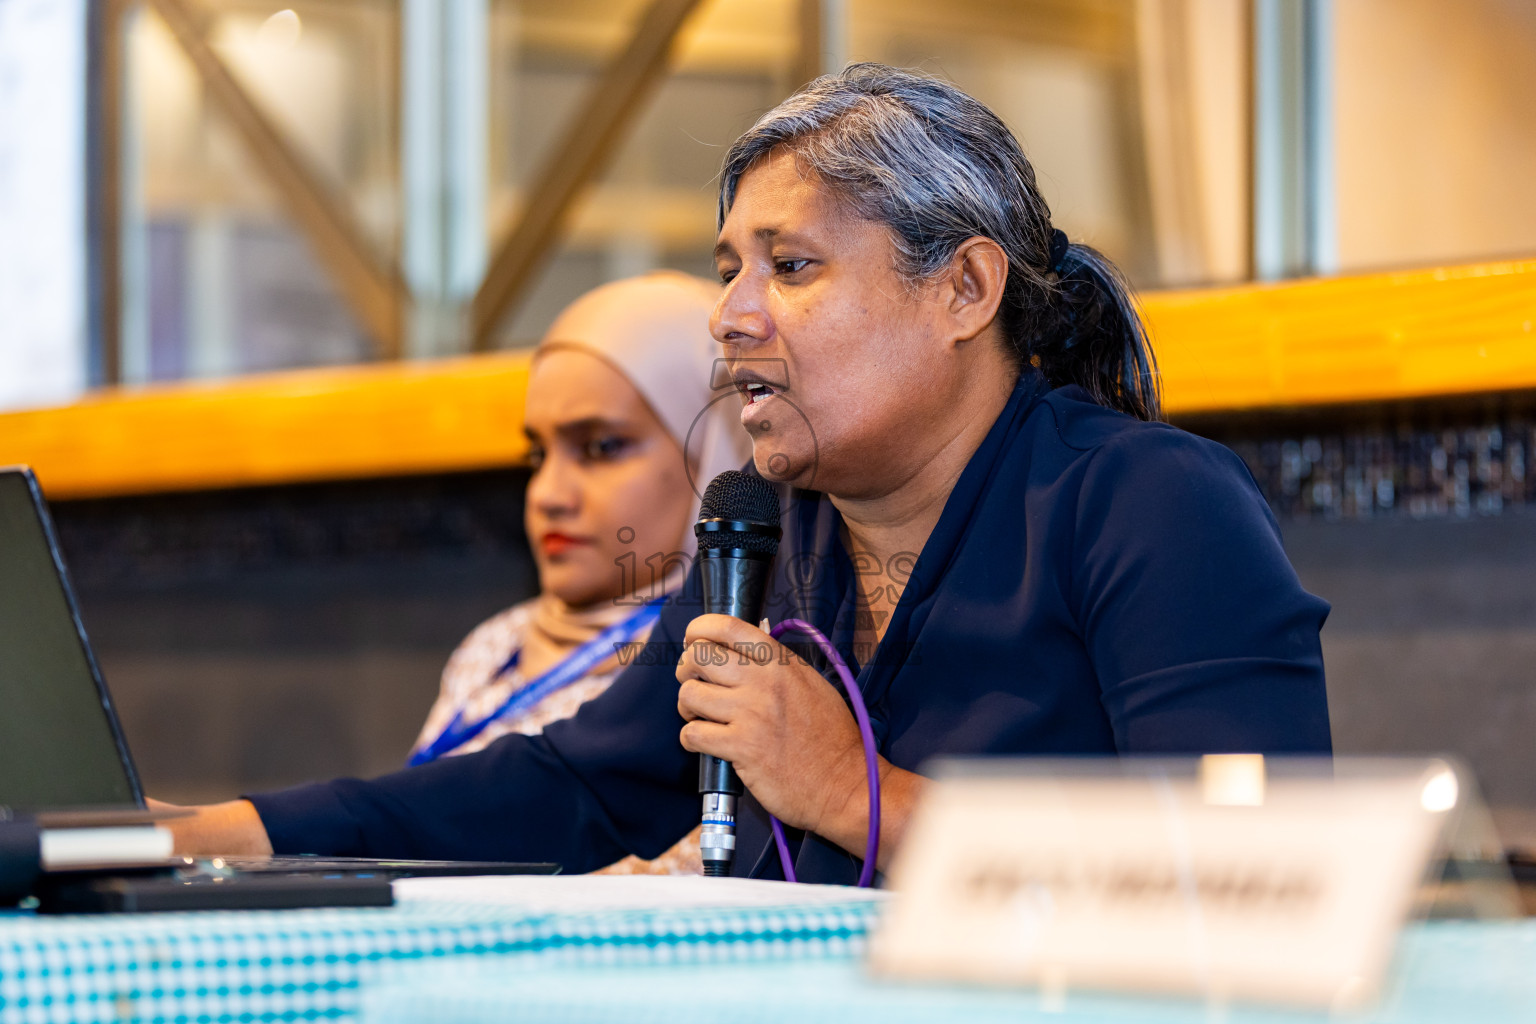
[1071,427,1332,754]
[247,590,700,863]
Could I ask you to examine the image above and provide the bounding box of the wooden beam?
[88,0,128,386]
[1111,4,1162,284]
[147,0,409,359]
[1133,0,1212,284]
[2,257,1533,500]
[1,353,533,501]
[471,0,706,351]
[794,0,824,91]
[1147,257,1536,414]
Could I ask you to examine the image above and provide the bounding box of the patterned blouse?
[413,599,701,875]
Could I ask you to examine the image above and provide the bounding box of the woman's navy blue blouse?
[248,373,1331,884]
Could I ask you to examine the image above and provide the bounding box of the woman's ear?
[945,236,1009,345]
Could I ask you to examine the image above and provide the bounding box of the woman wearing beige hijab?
[409,272,750,874]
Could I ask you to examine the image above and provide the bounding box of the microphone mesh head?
[696,471,781,555]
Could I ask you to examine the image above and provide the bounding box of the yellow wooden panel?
[0,352,533,500]
[1146,257,1536,413]
[1,257,1533,500]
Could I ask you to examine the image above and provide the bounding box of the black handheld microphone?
[693,470,783,877]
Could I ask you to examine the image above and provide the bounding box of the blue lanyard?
[409,595,668,766]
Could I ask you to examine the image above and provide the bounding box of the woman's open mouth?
[741,381,777,405]
[738,380,781,429]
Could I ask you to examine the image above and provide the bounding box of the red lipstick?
[539,532,591,558]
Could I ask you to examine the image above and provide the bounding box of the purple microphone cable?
[767,619,881,887]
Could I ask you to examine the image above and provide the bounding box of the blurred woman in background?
[406,271,750,874]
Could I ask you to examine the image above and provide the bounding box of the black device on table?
[0,466,559,912]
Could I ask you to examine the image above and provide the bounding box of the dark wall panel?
[1283,514,1536,824]
[53,472,538,804]
[42,449,1536,849]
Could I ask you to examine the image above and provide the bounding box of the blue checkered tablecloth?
[0,877,884,1024]
[357,920,1536,1024]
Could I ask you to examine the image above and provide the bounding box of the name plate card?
[870,756,1462,1011]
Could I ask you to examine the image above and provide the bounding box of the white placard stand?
[871,756,1511,1012]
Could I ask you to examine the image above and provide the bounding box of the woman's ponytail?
[1036,241,1161,422]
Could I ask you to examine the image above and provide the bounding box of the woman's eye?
[775,258,810,275]
[526,445,546,469]
[583,436,629,461]
[717,267,739,285]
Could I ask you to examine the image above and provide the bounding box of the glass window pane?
[847,0,1251,288]
[1334,0,1536,271]
[125,1,399,381]
[488,0,797,346]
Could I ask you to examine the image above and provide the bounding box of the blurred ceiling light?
[1199,753,1266,807]
[1420,767,1459,813]
[256,9,302,50]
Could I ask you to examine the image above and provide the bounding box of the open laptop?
[0,465,557,878]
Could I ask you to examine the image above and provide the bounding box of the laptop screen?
[0,469,141,811]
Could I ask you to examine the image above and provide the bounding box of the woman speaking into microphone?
[169,64,1330,883]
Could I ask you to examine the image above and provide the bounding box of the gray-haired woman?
[169,65,1329,884]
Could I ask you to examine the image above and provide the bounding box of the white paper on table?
[393,873,889,912]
